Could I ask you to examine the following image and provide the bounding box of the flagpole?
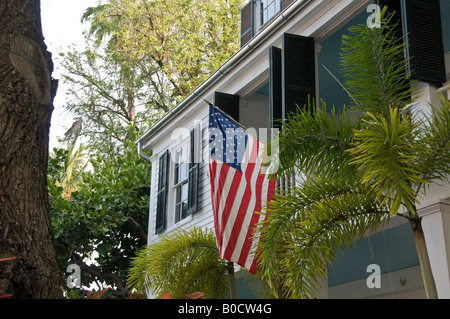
[227,261,238,299]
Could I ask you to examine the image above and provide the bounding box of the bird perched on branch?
[63,120,82,142]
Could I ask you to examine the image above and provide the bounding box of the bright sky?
[40,0,95,150]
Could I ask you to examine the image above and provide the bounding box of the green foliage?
[276,102,356,180]
[348,106,424,215]
[257,175,389,298]
[258,104,391,298]
[49,142,151,295]
[418,97,450,185]
[82,0,245,100]
[51,0,246,297]
[58,0,246,153]
[343,15,450,216]
[340,7,414,115]
[256,10,450,298]
[58,43,159,154]
[53,138,89,199]
[128,227,230,299]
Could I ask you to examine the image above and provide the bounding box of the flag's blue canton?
[209,105,248,173]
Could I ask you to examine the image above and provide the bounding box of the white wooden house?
[136,0,450,298]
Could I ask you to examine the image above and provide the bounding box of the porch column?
[419,198,450,299]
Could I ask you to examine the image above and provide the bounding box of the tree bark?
[410,217,438,299]
[0,0,61,298]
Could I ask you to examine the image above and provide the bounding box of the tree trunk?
[0,0,61,298]
[410,217,438,299]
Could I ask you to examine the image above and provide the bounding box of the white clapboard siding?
[148,107,216,243]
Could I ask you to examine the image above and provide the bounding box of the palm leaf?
[416,96,450,191]
[273,100,357,181]
[256,175,389,298]
[348,106,425,215]
[340,8,415,116]
[127,227,229,299]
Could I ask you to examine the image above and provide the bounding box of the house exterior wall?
[142,0,372,245]
[138,0,450,299]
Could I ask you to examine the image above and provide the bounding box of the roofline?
[135,0,313,148]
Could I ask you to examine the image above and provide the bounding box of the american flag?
[208,105,277,274]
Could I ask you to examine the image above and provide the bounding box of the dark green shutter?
[403,0,445,85]
[214,92,240,122]
[378,0,445,85]
[187,127,200,215]
[269,34,316,132]
[269,46,283,131]
[155,150,169,234]
[240,1,253,47]
[282,33,316,118]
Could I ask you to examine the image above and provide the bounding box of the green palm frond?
[340,8,415,116]
[256,176,389,298]
[348,106,425,215]
[81,5,114,43]
[56,139,89,198]
[417,96,450,190]
[127,227,229,299]
[274,101,356,180]
[255,7,448,299]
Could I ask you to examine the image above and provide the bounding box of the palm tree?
[55,137,89,200]
[256,9,450,299]
[127,227,232,299]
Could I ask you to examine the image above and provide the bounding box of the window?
[154,124,201,234]
[260,0,280,25]
[240,0,295,47]
[173,123,201,225]
[174,142,189,223]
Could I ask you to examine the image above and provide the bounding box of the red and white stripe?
[209,134,276,274]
